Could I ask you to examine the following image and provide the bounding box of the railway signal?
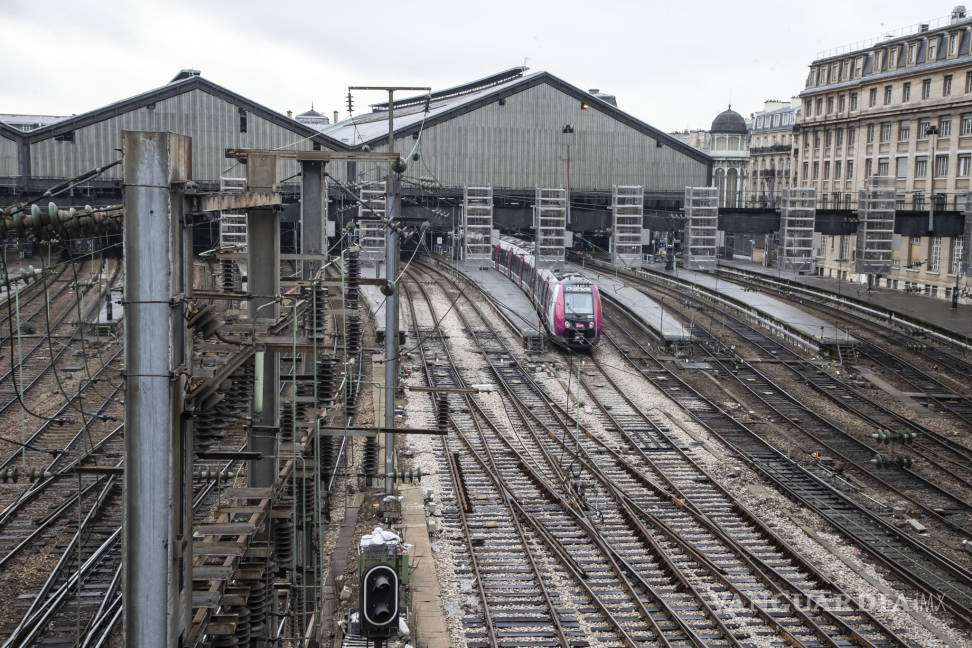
[360,563,400,637]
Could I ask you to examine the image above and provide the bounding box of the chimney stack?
[333,111,339,123]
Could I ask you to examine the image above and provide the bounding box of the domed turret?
[710,105,747,134]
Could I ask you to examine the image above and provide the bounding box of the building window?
[846,160,854,179]
[939,117,951,137]
[914,194,925,210]
[827,96,834,113]
[875,50,885,71]
[865,158,872,177]
[239,108,247,133]
[869,87,877,106]
[836,128,844,146]
[890,47,900,68]
[964,114,972,135]
[944,74,953,96]
[824,161,831,178]
[850,92,858,111]
[903,82,911,102]
[813,161,820,180]
[866,123,875,142]
[896,157,908,177]
[848,128,856,145]
[918,119,931,138]
[915,156,928,177]
[884,85,892,104]
[929,237,942,271]
[959,154,971,177]
[54,131,75,142]
[908,43,918,65]
[838,94,846,112]
[921,78,931,99]
[936,154,949,177]
[899,120,911,140]
[803,161,809,179]
[856,56,864,76]
[950,32,961,57]
[967,71,972,93]
[928,37,939,61]
[825,130,832,146]
[953,238,965,274]
[878,157,889,175]
[805,99,812,117]
[843,60,851,79]
[880,122,892,142]
[835,160,842,178]
[814,131,821,147]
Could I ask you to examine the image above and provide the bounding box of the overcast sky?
[0,0,957,132]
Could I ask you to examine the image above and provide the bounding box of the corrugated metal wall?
[29,89,332,185]
[0,137,18,181]
[361,83,708,191]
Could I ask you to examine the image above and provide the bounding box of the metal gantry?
[779,187,816,273]
[855,176,896,275]
[682,186,719,271]
[358,181,387,262]
[463,186,494,260]
[217,176,248,250]
[534,187,566,266]
[611,185,643,267]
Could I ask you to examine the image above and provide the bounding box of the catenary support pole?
[247,153,280,489]
[122,131,192,648]
[384,174,400,495]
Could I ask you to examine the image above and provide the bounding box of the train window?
[565,291,594,314]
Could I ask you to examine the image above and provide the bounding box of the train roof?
[496,234,586,280]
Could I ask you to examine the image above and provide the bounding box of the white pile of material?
[360,526,401,548]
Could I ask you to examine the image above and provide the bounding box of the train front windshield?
[565,292,594,315]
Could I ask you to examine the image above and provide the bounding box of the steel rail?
[404,273,674,647]
[601,306,972,627]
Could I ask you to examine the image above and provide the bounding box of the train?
[492,235,601,349]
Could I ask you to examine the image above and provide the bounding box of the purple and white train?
[492,235,601,350]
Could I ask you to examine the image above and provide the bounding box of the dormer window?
[832,62,839,81]
[810,68,818,86]
[889,47,899,68]
[908,42,917,65]
[949,31,961,57]
[875,49,885,71]
[855,56,865,77]
[843,59,851,79]
[928,37,939,61]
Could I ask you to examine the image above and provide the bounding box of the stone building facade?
[796,7,971,299]
[748,99,799,206]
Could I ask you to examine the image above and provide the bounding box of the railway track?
[406,258,922,646]
[600,301,972,627]
[714,266,972,399]
[590,261,972,504]
[0,256,117,422]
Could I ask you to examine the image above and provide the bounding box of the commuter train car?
[492,235,601,349]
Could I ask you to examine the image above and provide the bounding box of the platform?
[720,259,972,339]
[457,260,545,351]
[565,262,693,343]
[648,263,854,346]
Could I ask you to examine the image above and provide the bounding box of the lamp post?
[563,124,574,226]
